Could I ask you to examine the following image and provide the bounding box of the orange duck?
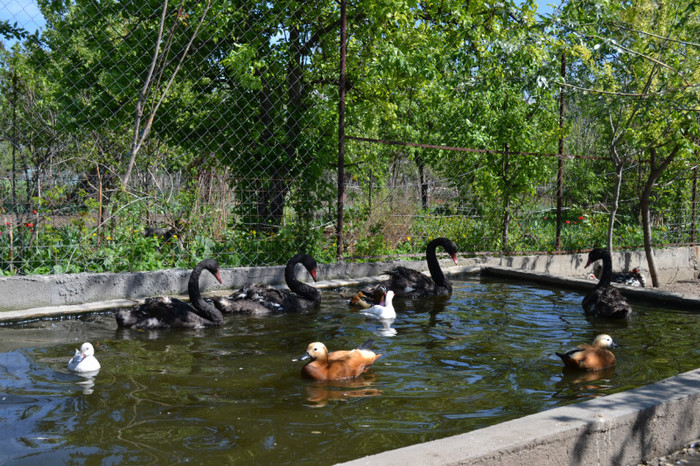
[556,334,618,371]
[300,339,382,381]
[348,287,386,310]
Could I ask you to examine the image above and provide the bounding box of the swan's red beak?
[215,270,223,284]
[310,268,318,281]
[451,253,458,264]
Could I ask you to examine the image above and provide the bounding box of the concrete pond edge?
[337,368,700,466]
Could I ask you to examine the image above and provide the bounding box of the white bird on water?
[67,342,101,374]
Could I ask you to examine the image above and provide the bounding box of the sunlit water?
[1,278,699,464]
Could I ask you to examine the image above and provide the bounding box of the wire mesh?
[1,1,698,276]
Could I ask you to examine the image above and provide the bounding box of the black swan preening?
[591,263,646,287]
[582,248,633,319]
[212,254,321,314]
[383,237,458,298]
[114,259,225,329]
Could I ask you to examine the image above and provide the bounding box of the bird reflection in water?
[304,375,382,407]
[553,366,616,399]
[375,318,397,337]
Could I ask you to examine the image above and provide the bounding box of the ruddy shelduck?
[300,339,382,381]
[348,286,386,310]
[556,334,618,371]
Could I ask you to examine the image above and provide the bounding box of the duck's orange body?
[300,340,382,381]
[556,334,618,371]
[348,287,386,310]
[349,291,373,309]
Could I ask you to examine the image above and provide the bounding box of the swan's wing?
[388,267,435,295]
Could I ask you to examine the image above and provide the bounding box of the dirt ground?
[656,280,700,297]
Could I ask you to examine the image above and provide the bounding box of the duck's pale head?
[592,334,618,349]
[79,342,95,358]
[300,342,328,362]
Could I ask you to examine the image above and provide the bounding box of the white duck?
[361,290,396,319]
[67,342,101,373]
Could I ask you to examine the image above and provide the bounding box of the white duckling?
[361,290,396,319]
[67,342,101,373]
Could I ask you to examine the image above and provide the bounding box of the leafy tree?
[554,0,700,285]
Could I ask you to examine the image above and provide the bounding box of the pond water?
[1,277,699,465]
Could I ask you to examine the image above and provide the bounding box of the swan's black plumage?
[212,254,320,314]
[381,237,458,298]
[582,248,633,319]
[114,259,224,329]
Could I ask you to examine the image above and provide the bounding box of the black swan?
[381,237,458,298]
[212,253,320,314]
[582,248,633,319]
[114,259,225,329]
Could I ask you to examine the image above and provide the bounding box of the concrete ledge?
[0,258,451,313]
[1,247,697,313]
[480,266,700,310]
[338,368,700,466]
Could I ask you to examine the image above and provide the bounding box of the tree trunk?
[607,161,624,251]
[501,145,510,252]
[641,145,680,287]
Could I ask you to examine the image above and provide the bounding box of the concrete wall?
[0,247,697,313]
[338,368,700,466]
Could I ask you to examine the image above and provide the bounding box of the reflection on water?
[374,318,397,336]
[553,366,616,399]
[0,278,699,464]
[304,376,383,407]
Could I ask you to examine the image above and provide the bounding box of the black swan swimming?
[212,253,321,314]
[114,259,225,329]
[582,248,633,319]
[378,237,458,298]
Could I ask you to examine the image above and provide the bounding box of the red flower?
[26,223,33,228]
[5,221,10,226]
[33,210,37,214]
[578,216,584,220]
[566,220,570,224]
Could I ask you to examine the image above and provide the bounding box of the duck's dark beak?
[610,342,620,348]
[300,352,311,362]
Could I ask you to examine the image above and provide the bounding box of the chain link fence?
[1,1,698,275]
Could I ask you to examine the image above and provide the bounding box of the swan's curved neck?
[188,265,224,324]
[426,241,448,287]
[597,253,613,287]
[286,261,320,302]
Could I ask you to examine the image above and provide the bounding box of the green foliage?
[0,0,697,276]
